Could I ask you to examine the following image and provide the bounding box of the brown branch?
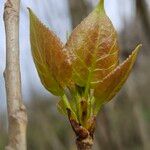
[76,135,93,150]
[67,109,95,150]
[3,0,27,150]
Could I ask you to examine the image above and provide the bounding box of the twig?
[3,0,27,150]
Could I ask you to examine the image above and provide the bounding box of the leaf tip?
[136,44,142,51]
[132,44,142,58]
[27,8,35,19]
[97,0,105,12]
[27,7,33,20]
[27,7,32,14]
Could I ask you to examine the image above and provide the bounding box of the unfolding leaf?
[94,45,141,113]
[29,9,71,95]
[65,0,119,88]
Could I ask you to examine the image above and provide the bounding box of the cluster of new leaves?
[29,0,141,128]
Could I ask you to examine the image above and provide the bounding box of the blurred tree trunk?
[125,75,150,150]
[119,1,150,148]
[136,0,150,41]
[68,0,89,28]
[96,109,119,150]
[3,0,27,150]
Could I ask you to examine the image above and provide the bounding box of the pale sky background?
[0,0,140,112]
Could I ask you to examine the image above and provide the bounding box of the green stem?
[61,94,78,121]
[98,0,105,10]
[61,94,71,109]
[84,73,92,98]
[75,94,82,123]
[88,97,94,119]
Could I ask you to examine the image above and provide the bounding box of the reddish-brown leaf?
[29,9,71,95]
[65,0,119,88]
[94,45,141,113]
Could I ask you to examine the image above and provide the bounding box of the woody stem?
[76,135,93,150]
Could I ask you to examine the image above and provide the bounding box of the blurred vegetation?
[0,0,150,149]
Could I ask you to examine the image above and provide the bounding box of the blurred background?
[0,0,150,149]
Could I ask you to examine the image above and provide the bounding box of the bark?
[76,135,93,150]
[3,0,27,150]
[67,109,95,150]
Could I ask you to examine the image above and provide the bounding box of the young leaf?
[65,0,119,89]
[29,9,71,95]
[94,45,141,113]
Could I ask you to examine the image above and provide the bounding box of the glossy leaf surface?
[65,0,119,88]
[29,9,71,95]
[94,45,141,113]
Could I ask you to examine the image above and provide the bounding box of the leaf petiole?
[61,94,71,110]
[61,94,78,121]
